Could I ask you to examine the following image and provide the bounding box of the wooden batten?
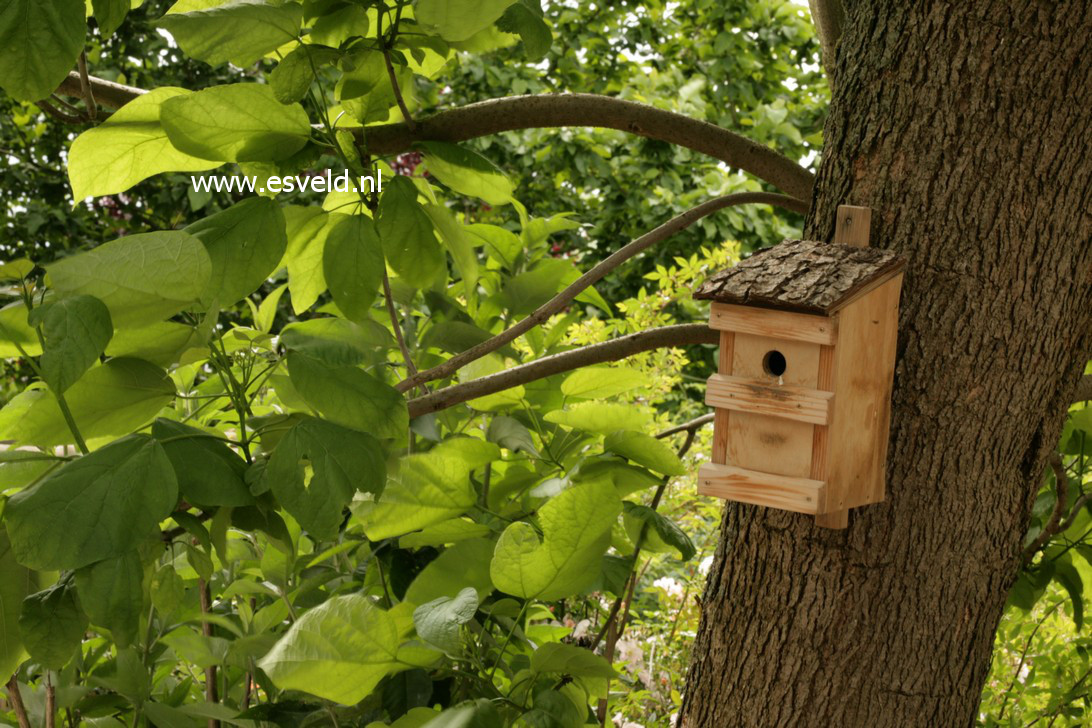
[705,374,833,426]
[698,463,826,514]
[823,274,903,512]
[709,302,836,346]
[712,331,734,465]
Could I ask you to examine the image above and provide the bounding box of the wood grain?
[705,374,833,426]
[709,302,836,345]
[697,463,826,514]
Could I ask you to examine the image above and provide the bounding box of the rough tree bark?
[681,2,1092,726]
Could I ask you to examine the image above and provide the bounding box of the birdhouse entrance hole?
[762,350,787,378]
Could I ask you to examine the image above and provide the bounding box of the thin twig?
[5,676,30,728]
[198,578,221,728]
[34,99,85,124]
[656,413,715,439]
[377,3,415,131]
[398,192,804,393]
[45,673,55,728]
[408,324,717,417]
[77,52,97,121]
[381,269,427,397]
[997,600,1064,720]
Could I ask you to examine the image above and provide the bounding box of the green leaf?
[309,4,369,46]
[105,320,205,367]
[490,481,621,600]
[403,539,495,607]
[29,295,113,393]
[18,579,87,670]
[0,258,34,281]
[531,642,617,680]
[0,302,40,358]
[358,451,480,541]
[0,0,85,101]
[415,0,512,42]
[92,0,130,36]
[67,87,221,200]
[270,44,339,104]
[422,203,478,297]
[281,317,392,366]
[286,353,408,440]
[486,416,537,455]
[4,434,178,570]
[417,142,514,205]
[604,430,686,476]
[413,587,478,655]
[544,403,652,436]
[323,214,384,321]
[283,206,334,313]
[530,642,616,699]
[265,416,385,538]
[152,419,255,507]
[398,519,492,549]
[560,367,649,399]
[185,197,288,305]
[1054,554,1085,631]
[46,230,212,327]
[497,259,569,316]
[6,358,175,449]
[377,177,445,288]
[622,502,695,560]
[0,531,38,678]
[161,84,312,162]
[0,451,57,493]
[74,551,143,648]
[154,1,303,67]
[258,594,411,705]
[497,2,552,60]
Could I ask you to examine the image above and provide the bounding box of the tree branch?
[1074,375,1092,403]
[808,0,846,79]
[656,413,715,439]
[56,71,144,110]
[1023,454,1071,564]
[398,192,805,393]
[407,324,716,418]
[5,676,30,728]
[52,74,816,199]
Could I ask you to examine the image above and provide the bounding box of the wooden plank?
[728,412,814,478]
[810,344,843,527]
[825,275,903,511]
[712,331,734,465]
[814,205,873,528]
[697,463,826,514]
[705,374,833,426]
[709,302,836,345]
[835,205,872,247]
[732,333,821,388]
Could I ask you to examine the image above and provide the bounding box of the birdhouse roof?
[693,239,906,315]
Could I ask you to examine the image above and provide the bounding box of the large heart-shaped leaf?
[4,434,178,571]
[490,481,621,601]
[46,230,212,327]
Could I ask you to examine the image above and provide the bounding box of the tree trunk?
[680,1,1092,725]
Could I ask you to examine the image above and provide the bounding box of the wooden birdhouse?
[692,206,906,529]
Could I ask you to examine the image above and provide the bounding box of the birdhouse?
[692,206,905,529]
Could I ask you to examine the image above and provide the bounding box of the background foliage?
[0,1,1089,727]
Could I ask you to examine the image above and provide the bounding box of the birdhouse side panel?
[825,274,904,510]
[727,412,814,478]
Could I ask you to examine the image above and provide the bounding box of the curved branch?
[53,75,815,199]
[656,413,715,439]
[398,192,806,393]
[365,94,815,200]
[407,323,716,418]
[1074,375,1092,404]
[808,0,845,79]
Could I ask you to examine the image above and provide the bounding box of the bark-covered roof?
[694,239,906,315]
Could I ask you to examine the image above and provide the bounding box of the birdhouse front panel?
[693,238,905,528]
